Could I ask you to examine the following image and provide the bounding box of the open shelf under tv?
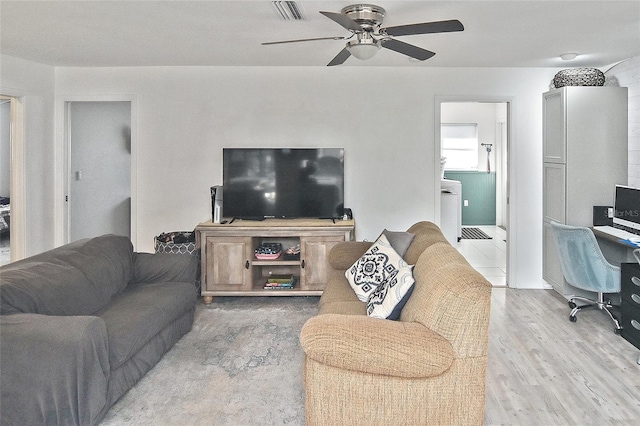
[195,217,355,303]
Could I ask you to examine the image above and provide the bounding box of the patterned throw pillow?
[380,229,415,257]
[345,234,406,302]
[367,264,415,320]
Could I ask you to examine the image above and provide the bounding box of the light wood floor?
[485,288,640,425]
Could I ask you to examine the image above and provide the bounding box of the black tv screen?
[223,148,344,219]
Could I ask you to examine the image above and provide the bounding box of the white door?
[68,101,131,241]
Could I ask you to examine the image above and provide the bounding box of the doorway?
[0,94,26,265]
[436,97,512,287]
[65,101,132,242]
[0,98,11,264]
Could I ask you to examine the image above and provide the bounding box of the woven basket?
[154,231,200,292]
[553,68,605,88]
[154,232,197,255]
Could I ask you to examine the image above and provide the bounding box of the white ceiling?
[1,1,639,68]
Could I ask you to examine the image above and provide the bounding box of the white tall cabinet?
[542,86,628,298]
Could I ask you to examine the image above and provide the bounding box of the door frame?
[434,95,516,287]
[0,93,26,261]
[54,94,138,248]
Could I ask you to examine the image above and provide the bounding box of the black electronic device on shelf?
[222,148,345,221]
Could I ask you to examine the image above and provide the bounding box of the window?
[441,123,478,170]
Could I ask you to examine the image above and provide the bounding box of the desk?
[620,263,640,363]
[593,229,640,363]
[592,228,638,266]
[590,228,636,307]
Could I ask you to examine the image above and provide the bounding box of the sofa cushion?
[401,243,492,358]
[328,241,373,271]
[319,269,362,307]
[367,263,415,320]
[133,252,199,285]
[318,301,367,316]
[0,235,134,316]
[300,314,455,378]
[380,229,415,257]
[0,313,110,426]
[96,281,196,369]
[404,221,449,264]
[345,234,407,302]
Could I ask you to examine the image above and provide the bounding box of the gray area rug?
[101,296,319,425]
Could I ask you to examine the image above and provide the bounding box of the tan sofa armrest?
[329,241,373,270]
[300,314,454,378]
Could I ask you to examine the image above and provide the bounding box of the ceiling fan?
[262,4,464,66]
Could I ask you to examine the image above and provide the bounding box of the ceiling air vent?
[272,1,304,20]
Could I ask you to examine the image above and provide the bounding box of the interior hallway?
[456,225,507,287]
[0,234,9,266]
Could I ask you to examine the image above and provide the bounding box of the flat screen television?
[222,148,344,220]
[613,184,640,232]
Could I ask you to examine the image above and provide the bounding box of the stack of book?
[263,275,296,290]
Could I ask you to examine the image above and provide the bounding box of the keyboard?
[593,225,640,242]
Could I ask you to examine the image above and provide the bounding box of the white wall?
[1,53,636,289]
[55,65,555,288]
[0,54,56,256]
[607,55,640,188]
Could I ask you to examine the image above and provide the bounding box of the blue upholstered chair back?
[550,221,621,293]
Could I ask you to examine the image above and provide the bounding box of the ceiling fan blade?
[320,11,363,32]
[327,48,351,66]
[383,19,464,37]
[381,39,435,61]
[262,36,345,45]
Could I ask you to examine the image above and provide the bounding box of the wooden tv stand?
[195,218,355,304]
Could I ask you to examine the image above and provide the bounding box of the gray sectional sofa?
[0,234,199,425]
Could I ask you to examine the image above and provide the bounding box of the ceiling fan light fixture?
[346,38,380,60]
[560,52,578,61]
[264,4,464,66]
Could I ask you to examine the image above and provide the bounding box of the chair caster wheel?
[569,315,577,322]
[568,301,577,309]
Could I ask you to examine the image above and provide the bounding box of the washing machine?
[440,179,462,244]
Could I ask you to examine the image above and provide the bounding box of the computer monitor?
[613,185,640,232]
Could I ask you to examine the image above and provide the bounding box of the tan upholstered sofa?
[299,221,492,425]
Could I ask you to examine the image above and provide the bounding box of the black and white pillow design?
[367,263,415,320]
[346,234,405,302]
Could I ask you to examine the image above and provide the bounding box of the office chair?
[550,221,622,332]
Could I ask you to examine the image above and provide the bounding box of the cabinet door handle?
[631,276,640,287]
[245,260,250,269]
[632,294,640,305]
[631,319,640,331]
[301,259,305,268]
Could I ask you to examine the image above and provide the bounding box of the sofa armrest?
[300,314,454,378]
[0,313,110,425]
[328,241,373,271]
[133,252,199,284]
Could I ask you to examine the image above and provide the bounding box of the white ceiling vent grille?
[272,1,304,20]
